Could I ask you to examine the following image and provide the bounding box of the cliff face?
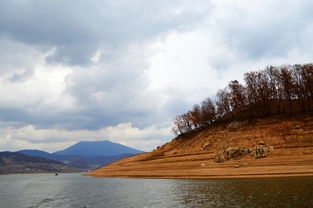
[87,112,313,179]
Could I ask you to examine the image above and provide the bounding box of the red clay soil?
[86,113,313,179]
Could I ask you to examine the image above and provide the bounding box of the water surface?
[0,173,312,208]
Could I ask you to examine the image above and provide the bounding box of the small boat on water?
[55,173,58,176]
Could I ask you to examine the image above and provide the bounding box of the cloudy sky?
[1,0,313,152]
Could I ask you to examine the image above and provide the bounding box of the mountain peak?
[77,140,111,144]
[54,140,144,157]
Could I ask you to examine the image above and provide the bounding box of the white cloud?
[0,38,75,111]
[1,0,313,151]
[0,123,171,152]
[145,0,313,102]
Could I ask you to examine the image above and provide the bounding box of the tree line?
[172,63,313,135]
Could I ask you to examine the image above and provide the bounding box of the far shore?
[0,171,85,176]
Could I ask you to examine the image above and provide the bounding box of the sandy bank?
[86,147,313,179]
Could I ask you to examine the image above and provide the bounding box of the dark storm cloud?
[0,0,212,131]
[0,0,210,65]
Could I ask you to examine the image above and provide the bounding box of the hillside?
[0,152,82,174]
[18,150,52,158]
[54,140,144,157]
[87,112,313,178]
[87,63,313,178]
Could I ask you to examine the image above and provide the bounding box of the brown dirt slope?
[87,113,313,179]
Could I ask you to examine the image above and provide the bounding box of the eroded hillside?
[87,113,313,178]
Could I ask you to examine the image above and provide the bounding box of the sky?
[1,0,313,152]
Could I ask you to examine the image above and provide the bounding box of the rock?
[248,147,253,154]
[253,146,267,159]
[214,144,274,163]
[227,121,248,130]
[240,148,249,155]
[258,141,266,145]
[225,147,239,159]
[249,147,256,156]
[214,152,226,163]
[202,142,211,150]
[225,147,248,160]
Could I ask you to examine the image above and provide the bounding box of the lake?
[0,173,312,208]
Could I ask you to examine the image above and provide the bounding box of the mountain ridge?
[54,140,144,157]
[18,140,144,169]
[0,151,82,174]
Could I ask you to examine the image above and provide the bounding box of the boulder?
[213,147,249,163]
[250,147,257,156]
[251,145,268,159]
[202,142,211,150]
[225,147,239,159]
[214,152,226,163]
[227,121,247,130]
[214,144,274,163]
[257,141,266,145]
[225,147,248,160]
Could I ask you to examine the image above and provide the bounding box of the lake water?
[0,173,312,208]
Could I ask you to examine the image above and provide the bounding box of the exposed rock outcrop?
[214,142,274,162]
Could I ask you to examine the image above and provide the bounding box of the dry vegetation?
[172,63,313,135]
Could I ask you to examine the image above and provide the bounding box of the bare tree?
[216,88,231,119]
[200,97,216,126]
[228,80,247,114]
[172,63,313,135]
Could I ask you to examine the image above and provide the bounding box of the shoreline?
[88,172,313,179]
[86,147,313,180]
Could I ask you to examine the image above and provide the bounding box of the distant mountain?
[53,140,144,157]
[19,140,144,169]
[19,149,52,158]
[0,152,82,174]
[52,153,136,169]
[85,153,136,169]
[1,151,62,165]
